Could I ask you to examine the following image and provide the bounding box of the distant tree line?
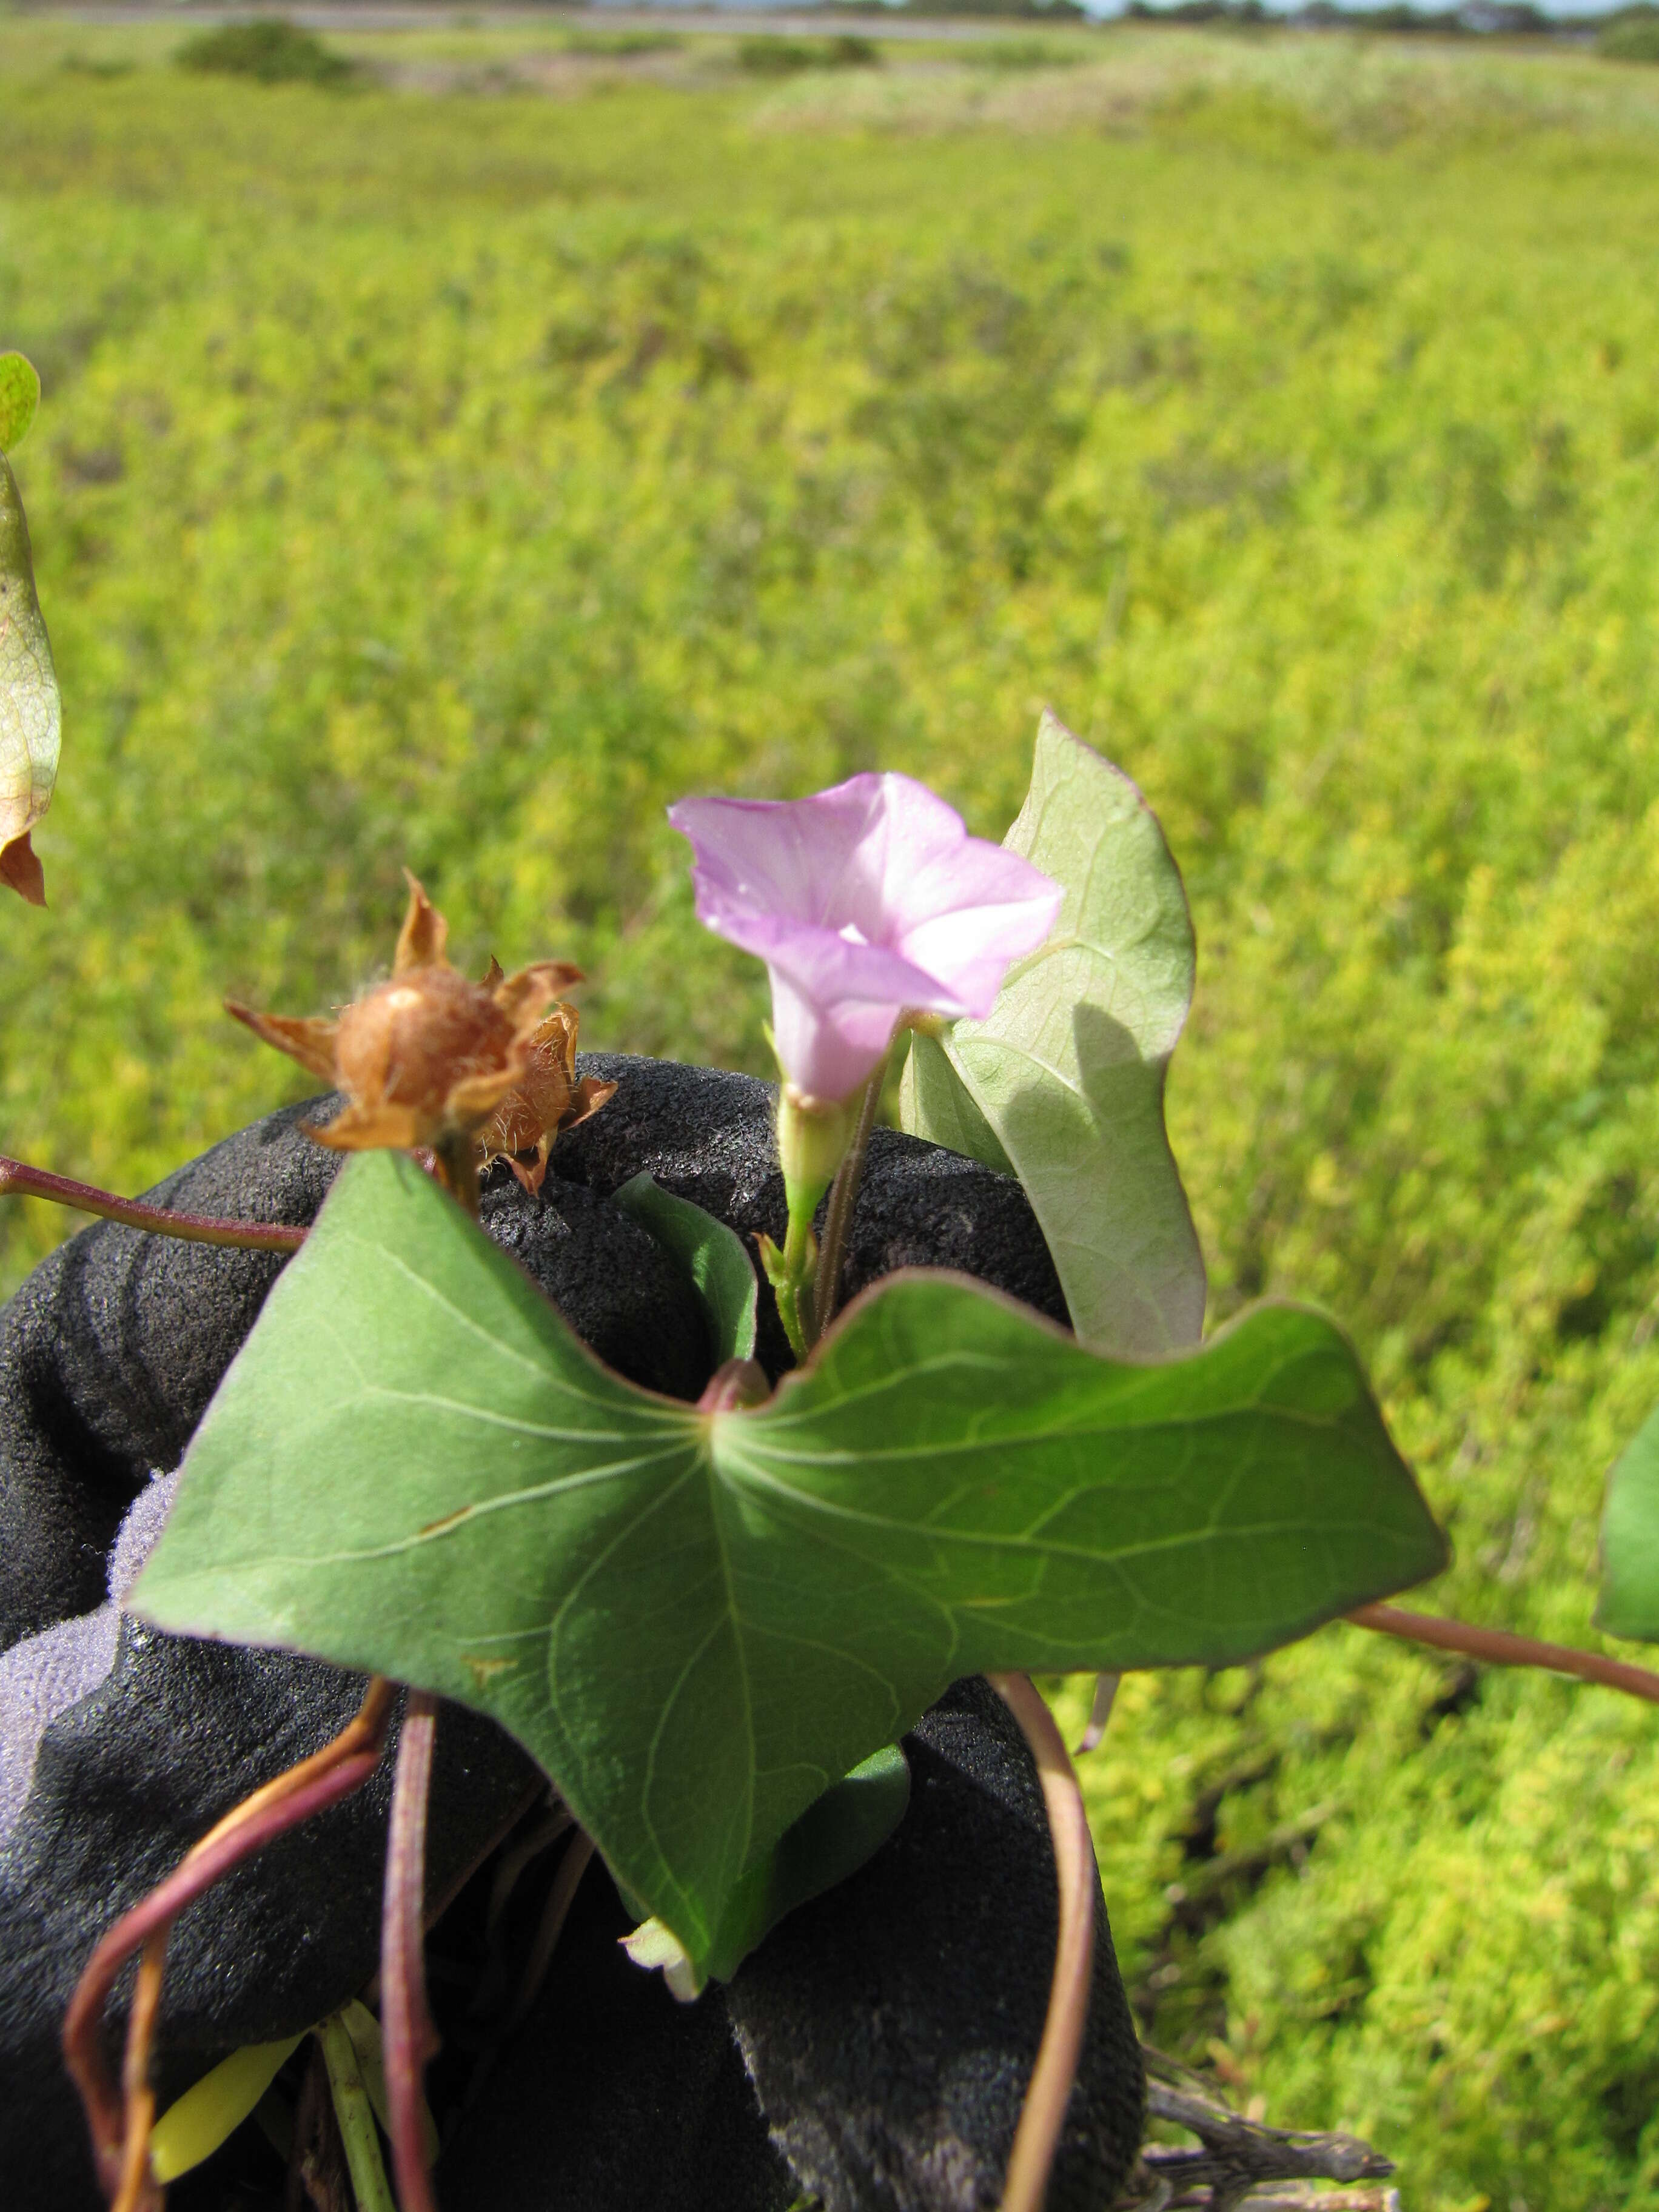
[817,0,1659,38]
[820,0,1091,20]
[1118,0,1655,34]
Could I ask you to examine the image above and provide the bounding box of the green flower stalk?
[760,1084,860,1358]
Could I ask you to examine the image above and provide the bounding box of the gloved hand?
[0,1061,1144,2212]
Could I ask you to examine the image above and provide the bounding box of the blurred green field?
[5,13,1659,2205]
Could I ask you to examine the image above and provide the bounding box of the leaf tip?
[0,831,46,906]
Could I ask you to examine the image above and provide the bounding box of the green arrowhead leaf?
[0,450,61,906]
[633,1743,911,1993]
[0,355,41,454]
[902,1028,1014,1178]
[133,1151,1444,1975]
[703,1741,908,1982]
[1598,1404,1659,1642]
[900,710,1206,1359]
[611,1171,758,1365]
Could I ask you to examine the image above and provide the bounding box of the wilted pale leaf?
[0,451,60,907]
[611,1171,759,1364]
[902,711,1206,1359]
[1599,1404,1659,1643]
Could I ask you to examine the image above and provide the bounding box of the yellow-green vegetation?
[4,15,1659,2205]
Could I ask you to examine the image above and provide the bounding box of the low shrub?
[59,52,136,78]
[736,33,882,75]
[964,36,1087,65]
[1600,9,1659,59]
[560,29,684,58]
[175,19,356,85]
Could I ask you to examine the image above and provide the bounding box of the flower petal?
[671,770,1061,1099]
[893,846,1061,1017]
[670,780,889,934]
[770,977,907,1102]
[726,910,962,1016]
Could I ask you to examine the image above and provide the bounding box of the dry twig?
[1111,2049,1396,2212]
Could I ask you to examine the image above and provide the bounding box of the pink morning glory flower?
[668,772,1061,1104]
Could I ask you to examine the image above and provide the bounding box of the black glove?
[0,1061,1143,2212]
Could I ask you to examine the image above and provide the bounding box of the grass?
[4,15,1659,2207]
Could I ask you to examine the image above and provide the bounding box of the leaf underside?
[901,709,1207,1361]
[611,1170,759,1366]
[700,1742,910,1985]
[1598,1404,1659,1643]
[135,1152,1444,1975]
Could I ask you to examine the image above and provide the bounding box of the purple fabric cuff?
[0,1472,179,1843]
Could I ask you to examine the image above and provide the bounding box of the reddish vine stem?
[0,1156,306,1253]
[990,1671,1097,2212]
[1349,1602,1659,1704]
[64,1676,395,2203]
[383,1691,441,2212]
[369,1139,493,2211]
[112,1933,166,2212]
[484,1803,573,1937]
[506,1830,597,2033]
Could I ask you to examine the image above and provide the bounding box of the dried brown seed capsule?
[226,874,598,1195]
[476,1004,617,1196]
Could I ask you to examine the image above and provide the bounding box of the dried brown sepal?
[0,828,44,906]
[565,1075,618,1132]
[228,877,589,1167]
[491,959,583,1030]
[394,871,448,977]
[224,1002,341,1084]
[477,1004,617,1196]
[309,1101,425,1154]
